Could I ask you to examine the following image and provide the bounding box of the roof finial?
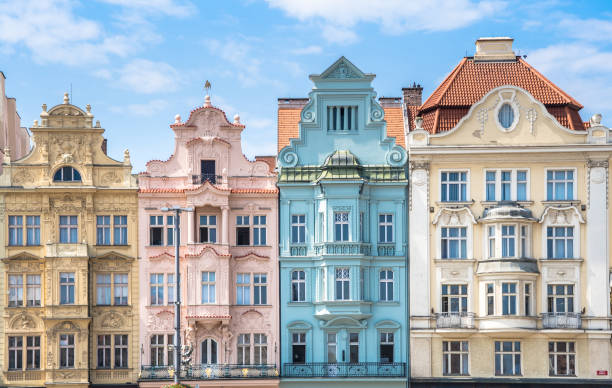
[233,114,241,124]
[204,80,212,107]
[63,92,69,104]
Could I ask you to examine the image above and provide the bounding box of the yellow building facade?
[0,94,139,388]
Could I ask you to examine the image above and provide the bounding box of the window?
[335,268,350,300]
[201,338,218,364]
[485,170,529,201]
[166,216,174,246]
[501,171,511,200]
[149,215,164,246]
[441,171,467,202]
[292,332,306,364]
[501,225,516,257]
[327,105,357,131]
[237,273,250,305]
[59,334,75,368]
[547,170,574,201]
[237,334,250,364]
[114,274,128,305]
[327,332,337,363]
[359,212,364,242]
[547,227,574,259]
[502,283,517,315]
[97,335,112,368]
[115,335,128,368]
[201,160,216,184]
[380,332,394,363]
[150,335,165,366]
[166,334,174,366]
[443,341,469,376]
[291,215,306,244]
[498,103,514,129]
[254,273,267,305]
[26,336,40,370]
[291,270,306,302]
[60,272,75,304]
[114,216,128,245]
[486,283,495,315]
[442,284,467,313]
[201,272,216,304]
[253,216,266,245]
[379,270,394,302]
[9,215,23,245]
[549,342,575,376]
[236,216,250,246]
[524,283,532,316]
[318,212,324,242]
[199,215,217,243]
[441,227,467,259]
[520,226,527,257]
[8,274,23,307]
[547,284,574,313]
[150,274,164,305]
[379,214,393,243]
[8,336,22,370]
[27,275,41,307]
[360,268,365,301]
[59,215,78,243]
[26,216,40,245]
[167,274,175,305]
[334,212,349,241]
[97,216,111,245]
[53,166,81,182]
[486,171,496,201]
[254,334,267,364]
[488,226,496,258]
[349,332,359,363]
[517,171,527,201]
[96,274,111,305]
[495,341,521,376]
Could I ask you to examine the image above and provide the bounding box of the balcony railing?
[377,243,396,256]
[290,245,307,256]
[192,174,222,185]
[542,312,582,329]
[314,242,371,256]
[283,362,406,378]
[435,312,475,329]
[139,364,278,380]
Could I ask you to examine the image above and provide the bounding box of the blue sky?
[1,0,611,172]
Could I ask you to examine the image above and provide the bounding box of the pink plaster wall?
[0,72,30,171]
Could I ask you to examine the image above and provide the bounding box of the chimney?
[402,83,423,106]
[474,37,516,62]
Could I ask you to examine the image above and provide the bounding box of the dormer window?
[53,166,81,182]
[327,106,357,131]
[498,103,515,129]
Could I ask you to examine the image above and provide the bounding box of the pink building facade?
[137,96,279,388]
[0,72,30,171]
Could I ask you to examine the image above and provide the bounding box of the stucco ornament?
[278,147,299,167]
[385,145,407,166]
[370,97,384,121]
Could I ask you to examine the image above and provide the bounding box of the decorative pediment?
[95,251,135,261]
[99,311,124,329]
[233,252,269,262]
[374,319,401,330]
[321,316,367,329]
[9,311,39,331]
[433,207,477,226]
[186,245,231,259]
[52,320,81,334]
[540,206,584,225]
[149,251,175,261]
[287,320,312,331]
[5,251,41,261]
[319,57,367,80]
[147,309,174,332]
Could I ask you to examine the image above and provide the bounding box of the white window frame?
[495,341,521,376]
[201,271,216,304]
[442,341,469,376]
[486,223,530,259]
[291,270,306,302]
[291,214,306,244]
[198,215,217,244]
[326,332,337,363]
[501,282,518,315]
[483,169,530,202]
[545,168,577,201]
[333,212,350,242]
[546,226,574,259]
[236,273,251,305]
[378,214,394,243]
[433,208,476,260]
[237,334,251,365]
[379,269,394,302]
[254,333,267,365]
[440,170,469,202]
[335,268,350,301]
[539,206,582,261]
[547,284,575,314]
[440,227,467,259]
[441,284,468,313]
[26,274,41,307]
[549,341,575,376]
[253,273,267,305]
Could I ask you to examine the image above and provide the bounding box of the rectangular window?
[501,171,512,200]
[115,335,128,368]
[441,171,467,202]
[237,334,251,364]
[524,283,532,316]
[59,334,75,368]
[8,336,22,370]
[97,335,112,368]
[253,215,267,245]
[150,274,164,305]
[359,212,364,242]
[335,268,350,300]
[501,225,516,257]
[441,227,467,259]
[96,215,111,245]
[291,215,306,244]
[8,274,23,307]
[378,214,393,243]
[292,332,306,364]
[59,215,78,243]
[166,216,174,246]
[442,284,468,313]
[96,274,111,305]
[520,226,527,258]
[488,226,496,258]
[349,332,359,363]
[291,270,306,302]
[199,215,217,243]
[114,273,128,305]
[254,333,267,365]
[60,272,75,304]
[486,283,495,315]
[379,270,394,302]
[442,341,469,376]
[380,332,394,363]
[150,335,164,366]
[549,341,575,376]
[26,216,40,245]
[26,275,41,307]
[547,227,574,259]
[495,341,521,376]
[547,284,574,313]
[201,160,216,184]
[327,332,337,363]
[237,273,251,305]
[26,336,40,370]
[8,215,23,246]
[201,271,216,304]
[167,274,175,305]
[502,283,517,315]
[334,212,349,242]
[149,215,164,246]
[254,273,267,305]
[114,215,128,245]
[486,170,529,201]
[486,171,496,201]
[517,170,527,201]
[327,105,358,131]
[236,216,250,246]
[547,170,574,201]
[166,334,174,367]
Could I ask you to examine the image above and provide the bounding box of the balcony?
[5,370,44,383]
[314,242,371,256]
[435,312,475,329]
[283,362,406,378]
[289,245,307,256]
[542,312,582,329]
[192,174,222,185]
[377,243,395,256]
[45,243,88,258]
[139,364,278,380]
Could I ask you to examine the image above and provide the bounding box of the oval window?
[53,166,82,182]
[498,103,515,129]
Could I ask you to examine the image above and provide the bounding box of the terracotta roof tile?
[230,188,278,194]
[255,155,277,172]
[139,188,185,193]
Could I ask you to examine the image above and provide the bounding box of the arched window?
[53,166,81,182]
[498,103,515,129]
[201,338,217,364]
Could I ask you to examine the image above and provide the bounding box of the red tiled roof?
[230,188,278,194]
[186,314,232,319]
[139,188,185,193]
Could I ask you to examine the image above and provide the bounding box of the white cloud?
[265,0,505,43]
[98,0,196,17]
[558,17,612,42]
[205,38,267,87]
[110,99,168,116]
[291,45,323,55]
[116,59,182,94]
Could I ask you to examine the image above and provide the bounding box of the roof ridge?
[420,57,467,111]
[517,57,583,109]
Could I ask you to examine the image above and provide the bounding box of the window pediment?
[539,206,584,226]
[433,207,477,226]
[287,320,312,331]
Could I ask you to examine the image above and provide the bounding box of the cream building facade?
[0,94,139,388]
[408,38,612,386]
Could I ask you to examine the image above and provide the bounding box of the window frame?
[379,331,395,363]
[201,271,216,304]
[59,272,75,305]
[547,284,575,314]
[546,226,574,259]
[334,267,350,301]
[59,215,78,244]
[379,269,394,302]
[291,270,306,302]
[442,340,469,376]
[501,282,518,316]
[236,273,251,305]
[291,332,307,364]
[96,215,128,246]
[545,168,576,201]
[440,227,467,259]
[483,169,530,202]
[333,212,350,242]
[440,170,469,202]
[495,341,521,376]
[291,214,306,244]
[378,214,394,243]
[253,273,267,305]
[53,166,82,182]
[441,284,468,313]
[59,334,75,369]
[549,341,576,376]
[198,215,218,244]
[236,215,251,246]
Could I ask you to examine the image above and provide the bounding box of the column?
[221,206,229,245]
[187,210,194,244]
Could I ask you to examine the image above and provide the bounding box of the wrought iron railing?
[435,312,475,329]
[283,362,405,378]
[192,174,222,184]
[314,242,371,256]
[139,364,278,380]
[541,312,582,329]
